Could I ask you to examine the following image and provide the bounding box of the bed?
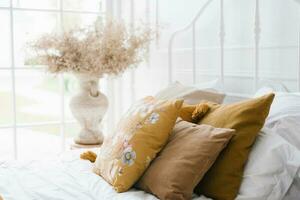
[1,0,300,199]
[0,149,210,200]
[1,91,300,200]
[1,90,300,200]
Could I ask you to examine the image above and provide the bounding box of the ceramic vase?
[70,74,108,145]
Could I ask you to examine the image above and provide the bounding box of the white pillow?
[266,116,300,150]
[254,88,300,121]
[254,90,300,149]
[237,129,300,200]
[254,86,276,98]
[254,81,289,97]
[283,172,300,200]
[155,81,225,104]
[193,78,223,91]
[267,93,300,122]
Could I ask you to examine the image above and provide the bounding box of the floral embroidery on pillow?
[94,97,183,192]
[148,112,160,124]
[121,147,136,166]
[123,97,156,119]
[100,98,162,180]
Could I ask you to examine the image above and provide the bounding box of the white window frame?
[0,0,106,159]
[0,0,157,159]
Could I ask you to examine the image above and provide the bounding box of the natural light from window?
[0,0,104,159]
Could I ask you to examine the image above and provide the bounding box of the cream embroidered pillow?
[93,96,183,192]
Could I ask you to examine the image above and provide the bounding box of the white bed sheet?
[0,150,211,200]
[284,173,300,200]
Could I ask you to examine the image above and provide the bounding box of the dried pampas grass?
[30,20,153,77]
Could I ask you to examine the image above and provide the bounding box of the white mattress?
[0,150,211,200]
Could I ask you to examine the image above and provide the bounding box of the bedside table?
[70,143,102,150]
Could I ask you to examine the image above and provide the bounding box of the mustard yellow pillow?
[180,103,210,122]
[93,96,183,192]
[194,93,275,200]
[179,103,196,122]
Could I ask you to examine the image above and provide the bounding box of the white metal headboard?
[168,0,300,93]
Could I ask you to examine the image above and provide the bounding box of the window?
[0,0,104,159]
[1,0,161,160]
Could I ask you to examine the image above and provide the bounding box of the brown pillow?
[155,81,225,105]
[194,93,275,200]
[137,119,235,200]
[181,90,225,105]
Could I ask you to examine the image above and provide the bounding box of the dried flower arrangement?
[30,20,153,77]
[29,20,154,145]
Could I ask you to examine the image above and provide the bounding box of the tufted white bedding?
[0,150,211,200]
